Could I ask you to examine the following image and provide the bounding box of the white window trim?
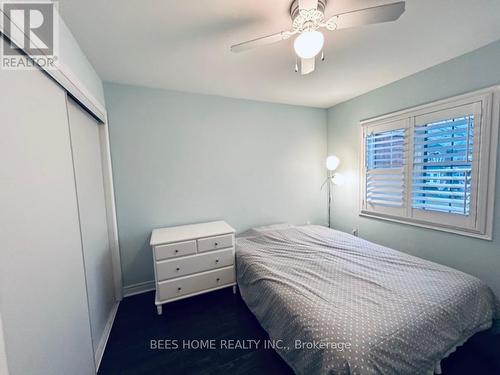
[359,86,500,240]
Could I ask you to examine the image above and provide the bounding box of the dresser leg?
[157,304,163,315]
[232,285,237,295]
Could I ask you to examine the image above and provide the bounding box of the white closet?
[67,97,116,360]
[0,45,116,375]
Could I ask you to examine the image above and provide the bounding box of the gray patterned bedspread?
[236,225,499,375]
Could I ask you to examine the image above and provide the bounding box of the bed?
[235,225,499,375]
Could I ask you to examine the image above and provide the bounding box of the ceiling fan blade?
[326,1,405,31]
[298,0,319,10]
[230,31,293,53]
[300,57,315,75]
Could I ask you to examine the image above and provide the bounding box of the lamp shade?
[326,155,340,171]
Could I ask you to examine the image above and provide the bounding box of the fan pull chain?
[294,57,299,73]
[321,51,325,61]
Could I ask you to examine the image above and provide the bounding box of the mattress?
[236,225,499,375]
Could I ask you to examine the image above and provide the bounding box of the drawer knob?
[215,259,219,263]
[174,250,179,253]
[176,267,180,271]
[177,287,182,291]
[214,242,218,246]
[216,278,220,282]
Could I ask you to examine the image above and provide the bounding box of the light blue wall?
[105,83,327,288]
[327,40,500,298]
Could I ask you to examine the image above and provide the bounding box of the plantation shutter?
[410,102,482,228]
[412,114,474,214]
[363,119,408,216]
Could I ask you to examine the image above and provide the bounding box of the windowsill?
[359,211,492,241]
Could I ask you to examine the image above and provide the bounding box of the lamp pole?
[324,155,340,229]
[327,171,332,228]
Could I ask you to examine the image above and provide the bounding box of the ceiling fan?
[230,0,405,75]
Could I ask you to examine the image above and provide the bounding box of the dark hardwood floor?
[99,288,499,375]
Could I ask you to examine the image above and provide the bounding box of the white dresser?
[150,221,237,315]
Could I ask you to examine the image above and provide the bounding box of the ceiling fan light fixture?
[293,30,324,59]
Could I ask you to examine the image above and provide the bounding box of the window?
[360,87,499,239]
[412,113,474,216]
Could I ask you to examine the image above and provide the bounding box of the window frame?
[359,86,500,240]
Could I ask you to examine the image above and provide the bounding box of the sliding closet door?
[66,97,116,361]
[0,47,95,374]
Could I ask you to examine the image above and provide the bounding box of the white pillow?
[251,223,294,233]
[237,223,294,238]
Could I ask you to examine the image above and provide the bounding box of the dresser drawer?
[197,234,234,253]
[156,248,234,281]
[154,240,196,261]
[158,267,235,301]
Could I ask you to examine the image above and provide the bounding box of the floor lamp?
[322,155,343,228]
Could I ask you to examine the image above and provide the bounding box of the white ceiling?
[59,0,500,108]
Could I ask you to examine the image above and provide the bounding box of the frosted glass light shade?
[326,155,340,171]
[294,31,324,59]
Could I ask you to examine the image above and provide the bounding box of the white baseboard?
[123,280,155,298]
[95,301,120,371]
